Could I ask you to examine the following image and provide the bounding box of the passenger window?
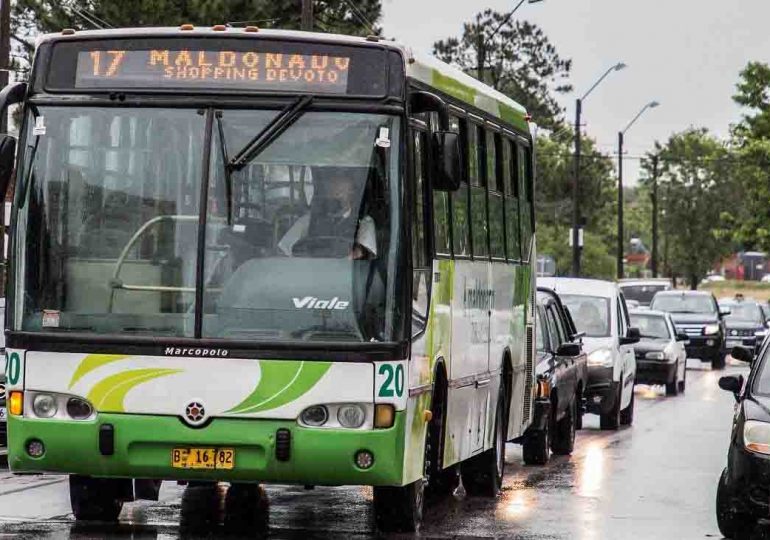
[517,143,534,261]
[411,130,430,334]
[536,307,547,352]
[470,125,489,258]
[546,307,561,350]
[505,139,521,261]
[488,132,505,259]
[451,119,471,257]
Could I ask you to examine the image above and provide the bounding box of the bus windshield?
[13,105,403,344]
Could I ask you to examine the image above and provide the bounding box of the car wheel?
[551,396,576,455]
[620,385,635,426]
[712,353,726,370]
[665,364,679,396]
[522,414,550,466]
[678,364,687,393]
[600,378,622,430]
[716,468,755,539]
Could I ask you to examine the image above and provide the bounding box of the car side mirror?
[718,374,744,401]
[556,342,581,357]
[719,307,732,317]
[676,332,689,342]
[620,327,641,346]
[431,131,461,191]
[0,134,16,198]
[731,345,754,364]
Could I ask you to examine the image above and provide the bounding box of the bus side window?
[470,124,488,259]
[488,131,505,260]
[432,116,456,258]
[411,128,430,331]
[518,143,534,261]
[451,119,471,257]
[505,139,521,262]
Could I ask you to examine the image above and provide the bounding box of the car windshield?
[12,106,403,343]
[650,294,716,314]
[559,294,611,337]
[630,314,671,339]
[620,284,670,305]
[722,302,764,324]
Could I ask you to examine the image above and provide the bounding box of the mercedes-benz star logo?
[184,401,206,425]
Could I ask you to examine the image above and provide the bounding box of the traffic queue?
[538,276,770,539]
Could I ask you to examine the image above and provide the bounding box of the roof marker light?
[244,25,259,33]
[180,24,194,31]
[366,35,380,42]
[212,24,226,31]
[61,28,76,35]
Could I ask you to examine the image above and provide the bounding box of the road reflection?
[577,442,605,498]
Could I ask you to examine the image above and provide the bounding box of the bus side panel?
[488,260,517,446]
[506,262,533,441]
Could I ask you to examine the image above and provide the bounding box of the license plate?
[0,407,5,421]
[171,447,235,470]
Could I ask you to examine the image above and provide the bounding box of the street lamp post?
[571,62,626,276]
[476,0,544,83]
[617,100,659,279]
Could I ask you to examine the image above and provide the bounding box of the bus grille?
[522,324,534,426]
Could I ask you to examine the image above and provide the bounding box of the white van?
[538,278,639,430]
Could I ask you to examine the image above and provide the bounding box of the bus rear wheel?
[461,385,506,497]
[69,475,128,521]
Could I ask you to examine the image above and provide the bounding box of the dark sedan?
[716,343,770,538]
[719,297,768,357]
[521,288,588,465]
[629,310,689,395]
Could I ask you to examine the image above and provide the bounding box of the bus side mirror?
[432,131,461,191]
[0,135,15,198]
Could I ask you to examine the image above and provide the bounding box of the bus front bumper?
[8,412,405,487]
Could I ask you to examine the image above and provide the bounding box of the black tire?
[665,365,679,396]
[600,379,622,430]
[678,366,687,393]
[575,389,584,430]
[224,483,269,534]
[373,480,425,533]
[716,468,755,539]
[180,482,222,532]
[69,475,126,522]
[551,397,576,456]
[620,386,635,426]
[461,385,506,497]
[522,421,550,466]
[713,353,727,370]
[425,373,459,499]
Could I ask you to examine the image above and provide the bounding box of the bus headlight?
[32,394,58,418]
[66,397,93,420]
[300,405,329,427]
[337,404,366,428]
[588,348,614,368]
[744,420,770,455]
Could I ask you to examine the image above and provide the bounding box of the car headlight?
[744,420,770,455]
[703,324,720,336]
[645,352,666,360]
[32,394,58,418]
[756,330,767,338]
[587,348,614,367]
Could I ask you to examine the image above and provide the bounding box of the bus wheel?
[69,475,127,521]
[373,479,425,532]
[180,482,222,532]
[224,483,269,534]
[461,385,506,497]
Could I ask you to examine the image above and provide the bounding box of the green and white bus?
[0,26,536,531]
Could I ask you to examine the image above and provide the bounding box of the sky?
[381,0,770,184]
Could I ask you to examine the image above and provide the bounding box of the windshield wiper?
[227,95,314,173]
[214,112,234,224]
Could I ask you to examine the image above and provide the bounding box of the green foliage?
[733,61,770,141]
[433,10,572,129]
[537,223,615,280]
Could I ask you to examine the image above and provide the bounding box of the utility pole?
[617,131,624,280]
[476,13,484,82]
[571,98,582,276]
[301,0,313,31]
[650,155,659,277]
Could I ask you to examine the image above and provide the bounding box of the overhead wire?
[340,0,377,35]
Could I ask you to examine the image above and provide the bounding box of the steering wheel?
[291,236,353,258]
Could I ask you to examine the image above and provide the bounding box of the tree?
[11,0,382,67]
[733,61,770,142]
[433,10,571,129]
[655,128,736,288]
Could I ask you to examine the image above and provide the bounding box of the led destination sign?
[74,48,351,93]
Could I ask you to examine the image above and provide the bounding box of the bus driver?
[278,169,377,260]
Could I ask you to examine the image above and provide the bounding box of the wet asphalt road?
[0,359,747,539]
